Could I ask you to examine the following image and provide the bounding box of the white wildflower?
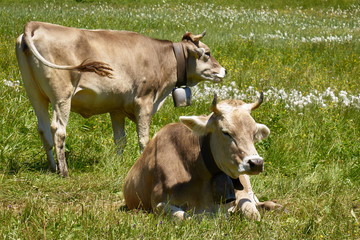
[3,79,20,92]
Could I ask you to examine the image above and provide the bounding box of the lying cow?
[15,21,226,177]
[124,93,281,220]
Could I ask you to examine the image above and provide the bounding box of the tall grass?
[1,0,359,239]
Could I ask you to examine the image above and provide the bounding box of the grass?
[1,0,360,239]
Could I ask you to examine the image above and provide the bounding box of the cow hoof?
[258,200,283,211]
[58,170,69,178]
[241,201,261,221]
[173,210,192,220]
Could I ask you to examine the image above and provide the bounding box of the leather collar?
[200,134,222,176]
[172,42,187,87]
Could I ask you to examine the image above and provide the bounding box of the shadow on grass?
[2,149,102,176]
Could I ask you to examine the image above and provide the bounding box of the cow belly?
[71,88,123,117]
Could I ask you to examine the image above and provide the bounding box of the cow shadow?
[4,148,101,175]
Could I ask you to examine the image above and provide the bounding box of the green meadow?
[1,0,359,239]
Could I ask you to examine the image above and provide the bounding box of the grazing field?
[1,0,359,239]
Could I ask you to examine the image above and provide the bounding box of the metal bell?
[172,87,192,107]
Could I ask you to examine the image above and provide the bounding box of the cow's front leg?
[230,189,261,221]
[155,202,190,220]
[239,174,259,204]
[135,99,153,152]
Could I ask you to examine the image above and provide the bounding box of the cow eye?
[222,131,232,139]
[205,52,211,57]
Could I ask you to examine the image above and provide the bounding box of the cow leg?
[239,174,259,204]
[135,101,153,152]
[110,112,126,154]
[50,100,71,177]
[227,175,261,220]
[230,189,261,221]
[16,40,56,172]
[26,95,56,172]
[35,101,57,172]
[154,202,189,220]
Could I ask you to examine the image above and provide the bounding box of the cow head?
[181,31,226,86]
[180,93,270,179]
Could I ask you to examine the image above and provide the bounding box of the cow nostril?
[248,158,264,172]
[249,159,263,166]
[249,160,255,169]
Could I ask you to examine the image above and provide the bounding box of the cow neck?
[172,42,187,87]
[200,134,244,191]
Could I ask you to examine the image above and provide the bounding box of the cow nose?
[217,67,226,78]
[248,156,264,173]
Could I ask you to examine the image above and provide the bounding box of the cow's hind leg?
[110,112,126,154]
[35,101,57,172]
[16,38,56,172]
[26,94,56,172]
[154,202,190,220]
[50,100,71,177]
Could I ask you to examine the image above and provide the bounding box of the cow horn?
[250,91,264,111]
[210,93,220,114]
[192,29,206,42]
[242,91,263,112]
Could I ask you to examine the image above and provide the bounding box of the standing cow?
[15,21,226,177]
[124,93,282,220]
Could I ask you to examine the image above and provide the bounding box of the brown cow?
[123,93,282,220]
[15,21,226,177]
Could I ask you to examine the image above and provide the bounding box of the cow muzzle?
[238,155,264,175]
[214,67,226,82]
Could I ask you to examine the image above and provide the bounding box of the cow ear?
[254,124,270,142]
[180,115,212,136]
[187,46,205,59]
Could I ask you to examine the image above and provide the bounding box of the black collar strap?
[201,134,222,176]
[201,134,243,191]
[201,135,236,203]
[172,42,187,87]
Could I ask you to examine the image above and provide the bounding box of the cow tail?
[75,60,113,78]
[23,22,113,78]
